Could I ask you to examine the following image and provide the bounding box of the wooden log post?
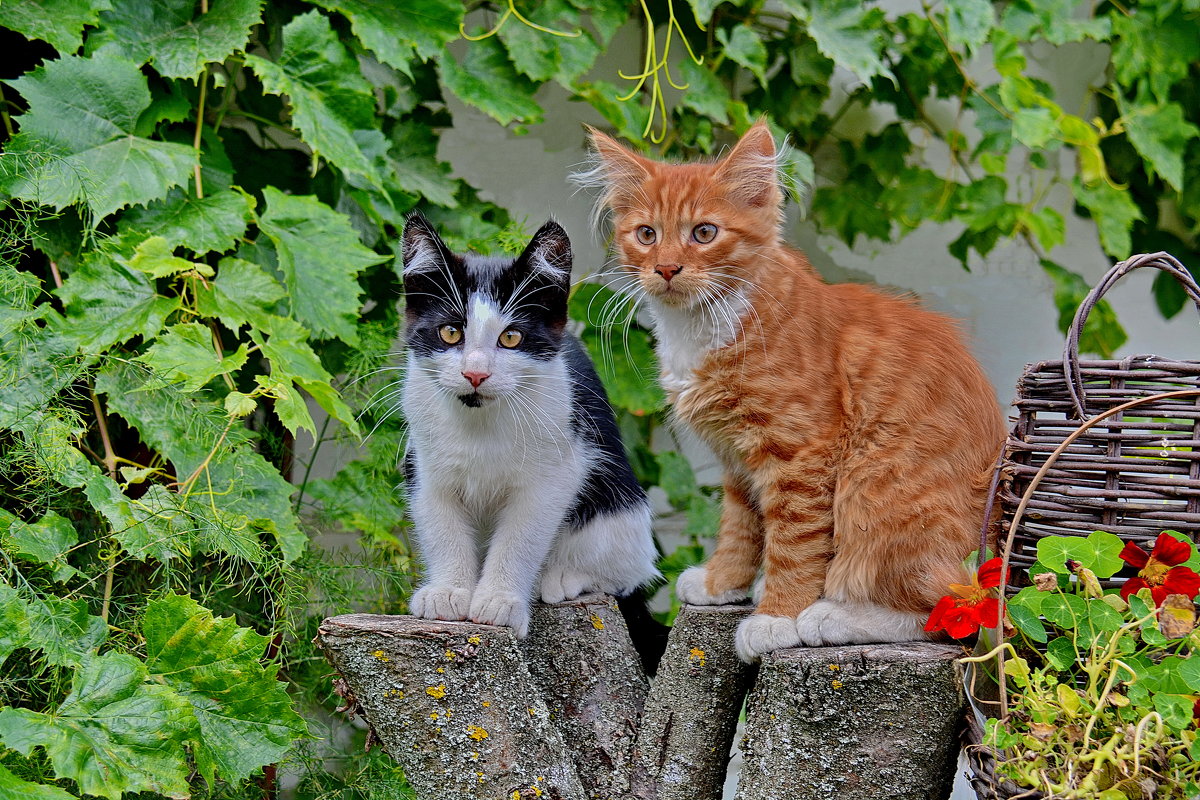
[734,642,966,800]
[635,604,757,800]
[316,614,587,800]
[520,595,654,800]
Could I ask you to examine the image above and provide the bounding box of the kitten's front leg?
[409,482,478,622]
[469,487,564,637]
[676,477,762,605]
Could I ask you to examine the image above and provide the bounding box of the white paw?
[794,599,842,646]
[735,614,801,662]
[469,590,531,637]
[675,566,749,606]
[409,584,472,621]
[540,567,589,604]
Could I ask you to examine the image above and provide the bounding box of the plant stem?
[193,69,209,200]
[294,413,332,511]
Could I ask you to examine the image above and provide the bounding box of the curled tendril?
[617,0,703,143]
[460,1,582,42]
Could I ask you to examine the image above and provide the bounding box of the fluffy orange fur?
[584,122,1006,653]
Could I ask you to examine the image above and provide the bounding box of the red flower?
[1118,532,1200,606]
[925,557,1005,639]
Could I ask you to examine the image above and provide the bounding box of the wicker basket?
[967,252,1200,800]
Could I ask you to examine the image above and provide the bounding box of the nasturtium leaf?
[135,322,248,392]
[0,584,31,664]
[945,0,993,53]
[245,11,383,185]
[677,59,730,125]
[2,53,195,220]
[0,652,194,800]
[1006,603,1047,643]
[1044,635,1077,671]
[1083,598,1124,642]
[1153,692,1195,731]
[194,257,287,332]
[717,26,768,86]
[783,0,892,84]
[1142,655,1193,695]
[56,253,179,351]
[1117,97,1200,193]
[25,596,106,668]
[1035,531,1125,578]
[1040,261,1128,357]
[0,0,112,53]
[143,594,306,783]
[4,511,79,581]
[1041,592,1087,630]
[121,188,254,255]
[1179,652,1200,691]
[0,762,77,800]
[123,235,214,278]
[313,0,461,71]
[258,188,386,344]
[440,35,544,126]
[91,0,263,79]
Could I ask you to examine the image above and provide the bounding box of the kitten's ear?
[519,220,573,283]
[715,120,783,211]
[575,126,654,214]
[401,213,451,276]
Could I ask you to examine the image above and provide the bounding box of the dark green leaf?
[144,594,306,782]
[783,0,892,84]
[1153,269,1189,319]
[1112,9,1199,103]
[2,53,195,219]
[717,26,768,87]
[1118,97,1200,193]
[1152,692,1194,730]
[1071,178,1142,260]
[3,510,79,581]
[258,188,386,344]
[676,59,729,125]
[0,584,31,664]
[194,257,287,332]
[0,0,112,53]
[56,252,179,351]
[656,451,701,510]
[121,187,255,255]
[312,0,462,71]
[25,596,106,668]
[1040,592,1087,630]
[0,652,194,800]
[1044,635,1077,670]
[386,121,461,208]
[92,0,263,79]
[0,763,77,800]
[440,36,543,126]
[1006,602,1047,643]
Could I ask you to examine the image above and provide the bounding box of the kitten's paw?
[795,599,929,646]
[540,567,589,604]
[409,585,472,622]
[675,566,749,606]
[469,590,531,637]
[794,599,841,646]
[735,614,801,663]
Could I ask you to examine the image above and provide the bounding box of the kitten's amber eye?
[438,325,463,345]
[692,223,718,244]
[498,329,523,348]
[635,226,657,245]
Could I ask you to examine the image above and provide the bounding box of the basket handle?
[1063,251,1200,418]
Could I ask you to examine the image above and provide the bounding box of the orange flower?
[1118,533,1200,606]
[925,557,1005,639]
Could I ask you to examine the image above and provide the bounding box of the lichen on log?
[734,642,966,800]
[521,594,653,800]
[635,604,756,800]
[317,614,586,800]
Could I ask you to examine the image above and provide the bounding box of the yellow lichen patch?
[436,667,445,673]
[470,752,480,761]
[688,647,707,666]
[426,684,447,699]
[371,650,390,662]
[384,688,405,698]
[589,613,605,630]
[468,635,482,645]
[482,700,491,708]
[828,664,840,671]
[444,649,457,661]
[467,725,489,741]
[831,679,844,689]
[429,711,440,720]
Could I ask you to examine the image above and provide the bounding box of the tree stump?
[635,604,757,800]
[734,642,966,800]
[520,595,653,800]
[316,614,587,800]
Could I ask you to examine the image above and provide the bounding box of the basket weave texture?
[968,252,1200,800]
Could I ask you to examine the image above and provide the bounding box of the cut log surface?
[521,595,653,800]
[734,642,967,800]
[635,604,757,800]
[317,613,587,800]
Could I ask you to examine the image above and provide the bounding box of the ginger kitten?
[578,122,1006,661]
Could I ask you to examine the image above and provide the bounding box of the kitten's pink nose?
[655,264,683,283]
[462,371,490,389]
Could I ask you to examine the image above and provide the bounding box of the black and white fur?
[400,214,660,642]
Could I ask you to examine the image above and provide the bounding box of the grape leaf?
[685,0,723,26]
[2,53,195,220]
[143,594,306,783]
[121,187,255,255]
[56,253,180,351]
[499,0,599,85]
[386,121,461,208]
[1118,97,1200,193]
[717,26,768,87]
[440,35,543,126]
[783,0,892,84]
[245,11,383,186]
[1041,260,1128,357]
[0,584,31,664]
[135,322,248,392]
[0,0,112,53]
[945,0,993,53]
[0,652,194,800]
[123,235,214,278]
[91,0,263,79]
[677,59,730,125]
[0,763,77,800]
[194,257,287,332]
[258,188,388,344]
[311,0,462,73]
[25,596,107,668]
[3,510,79,582]
[1000,0,1110,45]
[254,316,360,437]
[1112,9,1200,104]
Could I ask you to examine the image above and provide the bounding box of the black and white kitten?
[400,214,660,644]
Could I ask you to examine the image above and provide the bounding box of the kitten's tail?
[616,588,670,676]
